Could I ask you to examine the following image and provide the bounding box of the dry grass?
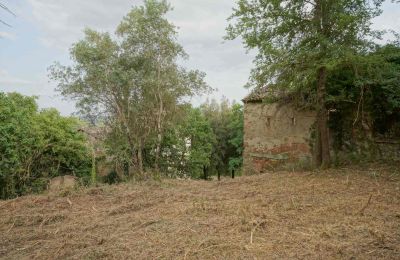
[1,164,400,259]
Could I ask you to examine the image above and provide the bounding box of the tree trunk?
[113,98,138,175]
[315,66,331,168]
[154,56,163,172]
[313,125,322,167]
[91,146,96,185]
[154,94,163,171]
[137,139,144,175]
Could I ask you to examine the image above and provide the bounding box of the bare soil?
[1,164,400,259]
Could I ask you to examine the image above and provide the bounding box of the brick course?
[243,102,316,174]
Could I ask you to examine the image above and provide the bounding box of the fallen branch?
[39,216,50,230]
[250,220,266,244]
[291,197,297,209]
[6,221,15,233]
[358,194,372,215]
[132,220,161,232]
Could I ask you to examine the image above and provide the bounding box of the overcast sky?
[1,0,399,115]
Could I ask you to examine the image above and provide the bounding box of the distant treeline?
[0,92,243,199]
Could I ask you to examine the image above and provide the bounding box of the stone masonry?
[243,89,316,174]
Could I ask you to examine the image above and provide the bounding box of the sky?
[0,0,400,115]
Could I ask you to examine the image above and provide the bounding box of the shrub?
[0,92,91,199]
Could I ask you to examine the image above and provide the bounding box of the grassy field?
[1,164,399,259]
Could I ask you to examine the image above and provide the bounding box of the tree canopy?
[227,0,387,168]
[0,92,91,199]
[50,0,209,176]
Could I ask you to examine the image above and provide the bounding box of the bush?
[0,92,91,199]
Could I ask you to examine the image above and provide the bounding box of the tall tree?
[183,108,214,178]
[227,103,244,171]
[200,99,244,177]
[328,44,400,150]
[227,0,384,168]
[117,0,208,171]
[50,0,208,175]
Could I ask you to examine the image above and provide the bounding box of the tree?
[227,0,384,168]
[116,0,208,171]
[0,93,38,198]
[50,0,208,176]
[183,108,214,178]
[200,99,244,178]
[0,92,91,199]
[200,99,231,177]
[227,103,244,171]
[156,100,244,179]
[328,44,400,153]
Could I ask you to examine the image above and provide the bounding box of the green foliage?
[153,101,244,179]
[227,0,388,167]
[200,99,244,176]
[0,92,91,199]
[328,44,400,151]
[91,148,96,185]
[50,0,209,175]
[228,103,244,171]
[156,105,214,178]
[184,108,214,178]
[226,0,384,95]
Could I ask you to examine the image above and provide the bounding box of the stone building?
[242,87,316,174]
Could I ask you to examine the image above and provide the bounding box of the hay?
[0,164,399,259]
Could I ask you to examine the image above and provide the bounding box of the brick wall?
[243,102,316,174]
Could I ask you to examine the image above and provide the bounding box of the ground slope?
[1,165,399,259]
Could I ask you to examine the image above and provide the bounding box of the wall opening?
[266,117,271,127]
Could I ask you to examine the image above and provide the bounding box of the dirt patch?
[1,164,399,259]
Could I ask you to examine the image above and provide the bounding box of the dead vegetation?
[1,164,399,259]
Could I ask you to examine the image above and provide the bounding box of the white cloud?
[26,0,254,109]
[0,69,31,85]
[0,31,16,40]
[27,0,140,49]
[37,94,77,115]
[372,1,400,42]
[23,0,400,114]
[0,69,74,115]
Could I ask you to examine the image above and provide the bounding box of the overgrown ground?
[1,164,399,259]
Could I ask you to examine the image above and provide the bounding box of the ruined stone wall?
[243,102,316,174]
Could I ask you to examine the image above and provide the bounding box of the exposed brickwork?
[243,102,316,174]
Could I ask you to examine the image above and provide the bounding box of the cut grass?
[0,164,399,259]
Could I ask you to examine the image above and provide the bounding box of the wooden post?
[231,169,235,179]
[218,171,221,181]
